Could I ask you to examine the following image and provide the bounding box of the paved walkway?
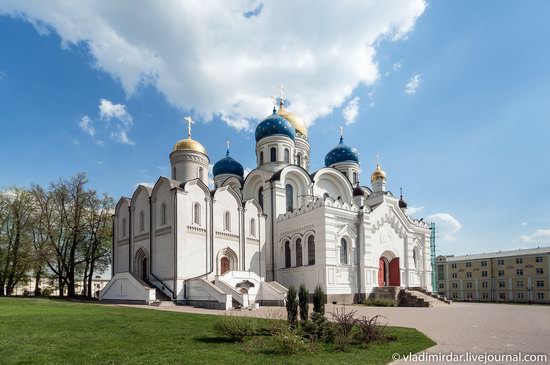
[112,302,550,364]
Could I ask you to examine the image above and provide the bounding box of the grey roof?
[445,247,550,262]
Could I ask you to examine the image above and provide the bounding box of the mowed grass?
[0,298,435,365]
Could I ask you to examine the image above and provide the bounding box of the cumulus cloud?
[0,1,426,130]
[99,99,134,145]
[520,222,528,226]
[406,205,424,217]
[405,73,422,95]
[134,181,153,189]
[78,115,95,137]
[519,229,550,243]
[426,213,462,241]
[392,62,402,71]
[343,96,360,125]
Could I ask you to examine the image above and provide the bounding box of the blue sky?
[1,1,549,256]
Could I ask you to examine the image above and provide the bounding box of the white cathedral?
[101,99,433,309]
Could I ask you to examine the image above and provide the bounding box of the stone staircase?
[399,288,451,307]
[146,282,174,307]
[370,286,400,300]
[410,287,452,305]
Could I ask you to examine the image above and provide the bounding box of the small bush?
[298,284,309,322]
[286,286,298,329]
[300,312,337,343]
[213,315,258,342]
[331,306,358,337]
[355,315,387,344]
[272,327,312,355]
[363,298,397,307]
[312,285,325,316]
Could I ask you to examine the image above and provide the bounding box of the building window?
[258,187,263,209]
[482,292,489,299]
[340,238,348,265]
[439,283,444,289]
[198,166,204,180]
[452,273,457,279]
[161,203,167,226]
[497,259,504,265]
[536,268,544,275]
[537,293,544,300]
[517,281,524,288]
[260,151,264,164]
[172,166,176,179]
[224,211,231,231]
[139,211,144,232]
[536,280,544,288]
[499,281,506,288]
[413,249,418,269]
[284,241,291,268]
[466,282,473,289]
[437,264,445,280]
[296,154,302,166]
[481,260,487,267]
[285,184,294,212]
[466,272,472,278]
[308,236,315,265]
[466,262,471,268]
[296,238,302,267]
[481,271,487,277]
[250,218,256,237]
[482,281,488,288]
[121,218,126,238]
[516,269,523,276]
[452,283,458,289]
[498,270,504,277]
[352,172,358,184]
[536,256,543,263]
[516,258,523,264]
[518,292,524,300]
[451,263,457,269]
[466,292,473,299]
[499,293,506,300]
[193,203,201,225]
[270,147,277,162]
[453,293,458,299]
[284,148,290,163]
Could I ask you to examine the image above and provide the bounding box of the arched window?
[250,218,256,237]
[258,187,264,209]
[284,241,291,268]
[270,147,277,162]
[308,236,315,265]
[413,247,418,269]
[285,184,294,212]
[260,151,264,165]
[193,203,201,225]
[323,193,329,200]
[121,218,126,237]
[342,171,347,178]
[340,238,348,265]
[353,172,358,184]
[172,167,176,180]
[139,211,144,232]
[296,154,302,167]
[224,211,231,231]
[161,203,167,226]
[198,166,204,180]
[296,238,302,267]
[284,148,290,163]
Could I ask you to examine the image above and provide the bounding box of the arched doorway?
[378,257,388,287]
[378,255,400,287]
[220,257,230,275]
[135,248,149,281]
[141,257,148,281]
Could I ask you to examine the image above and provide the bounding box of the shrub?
[300,312,337,343]
[355,315,388,344]
[363,298,397,307]
[312,285,325,316]
[286,286,299,329]
[272,326,312,355]
[298,284,309,322]
[213,315,258,342]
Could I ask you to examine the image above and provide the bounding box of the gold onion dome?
[371,164,387,183]
[277,100,308,137]
[173,137,207,155]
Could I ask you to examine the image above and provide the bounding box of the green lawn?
[0,298,435,365]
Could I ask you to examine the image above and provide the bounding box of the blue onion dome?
[213,149,244,178]
[255,108,296,142]
[324,136,360,167]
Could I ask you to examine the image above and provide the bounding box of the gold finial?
[339,126,344,143]
[184,116,194,139]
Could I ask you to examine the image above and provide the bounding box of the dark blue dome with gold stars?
[213,150,244,178]
[255,109,296,142]
[324,137,359,166]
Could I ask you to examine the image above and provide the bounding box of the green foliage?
[298,284,309,322]
[286,286,298,329]
[213,315,258,342]
[312,284,325,316]
[271,327,312,355]
[299,312,337,343]
[363,298,397,307]
[355,315,388,344]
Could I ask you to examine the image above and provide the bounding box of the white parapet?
[100,272,156,304]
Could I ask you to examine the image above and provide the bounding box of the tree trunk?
[87,259,95,298]
[34,267,42,296]
[58,275,64,297]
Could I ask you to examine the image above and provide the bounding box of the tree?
[285,285,298,329]
[298,283,309,321]
[313,284,325,317]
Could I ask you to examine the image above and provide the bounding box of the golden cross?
[275,83,287,99]
[271,96,277,107]
[226,140,230,150]
[340,126,344,138]
[184,116,194,138]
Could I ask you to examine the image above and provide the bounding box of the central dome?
[324,137,359,167]
[213,150,244,178]
[173,137,207,155]
[277,101,308,137]
[255,109,296,142]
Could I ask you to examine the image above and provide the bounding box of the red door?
[389,258,400,286]
[378,258,387,287]
[220,257,230,275]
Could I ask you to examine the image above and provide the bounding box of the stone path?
[111,302,550,364]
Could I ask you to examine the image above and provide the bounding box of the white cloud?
[134,181,153,189]
[342,96,360,125]
[406,205,424,217]
[520,222,528,226]
[405,73,421,95]
[392,61,402,71]
[78,115,95,137]
[99,99,134,145]
[519,229,550,243]
[220,114,252,132]
[0,1,426,130]
[426,213,462,241]
[243,168,252,178]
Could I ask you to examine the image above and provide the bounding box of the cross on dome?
[184,116,194,139]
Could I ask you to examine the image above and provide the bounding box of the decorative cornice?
[187,225,207,235]
[170,153,209,167]
[134,232,149,242]
[118,238,129,246]
[279,224,314,239]
[215,230,240,241]
[155,225,172,237]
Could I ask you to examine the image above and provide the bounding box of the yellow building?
[436,247,549,303]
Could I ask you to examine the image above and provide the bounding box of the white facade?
[102,102,433,307]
